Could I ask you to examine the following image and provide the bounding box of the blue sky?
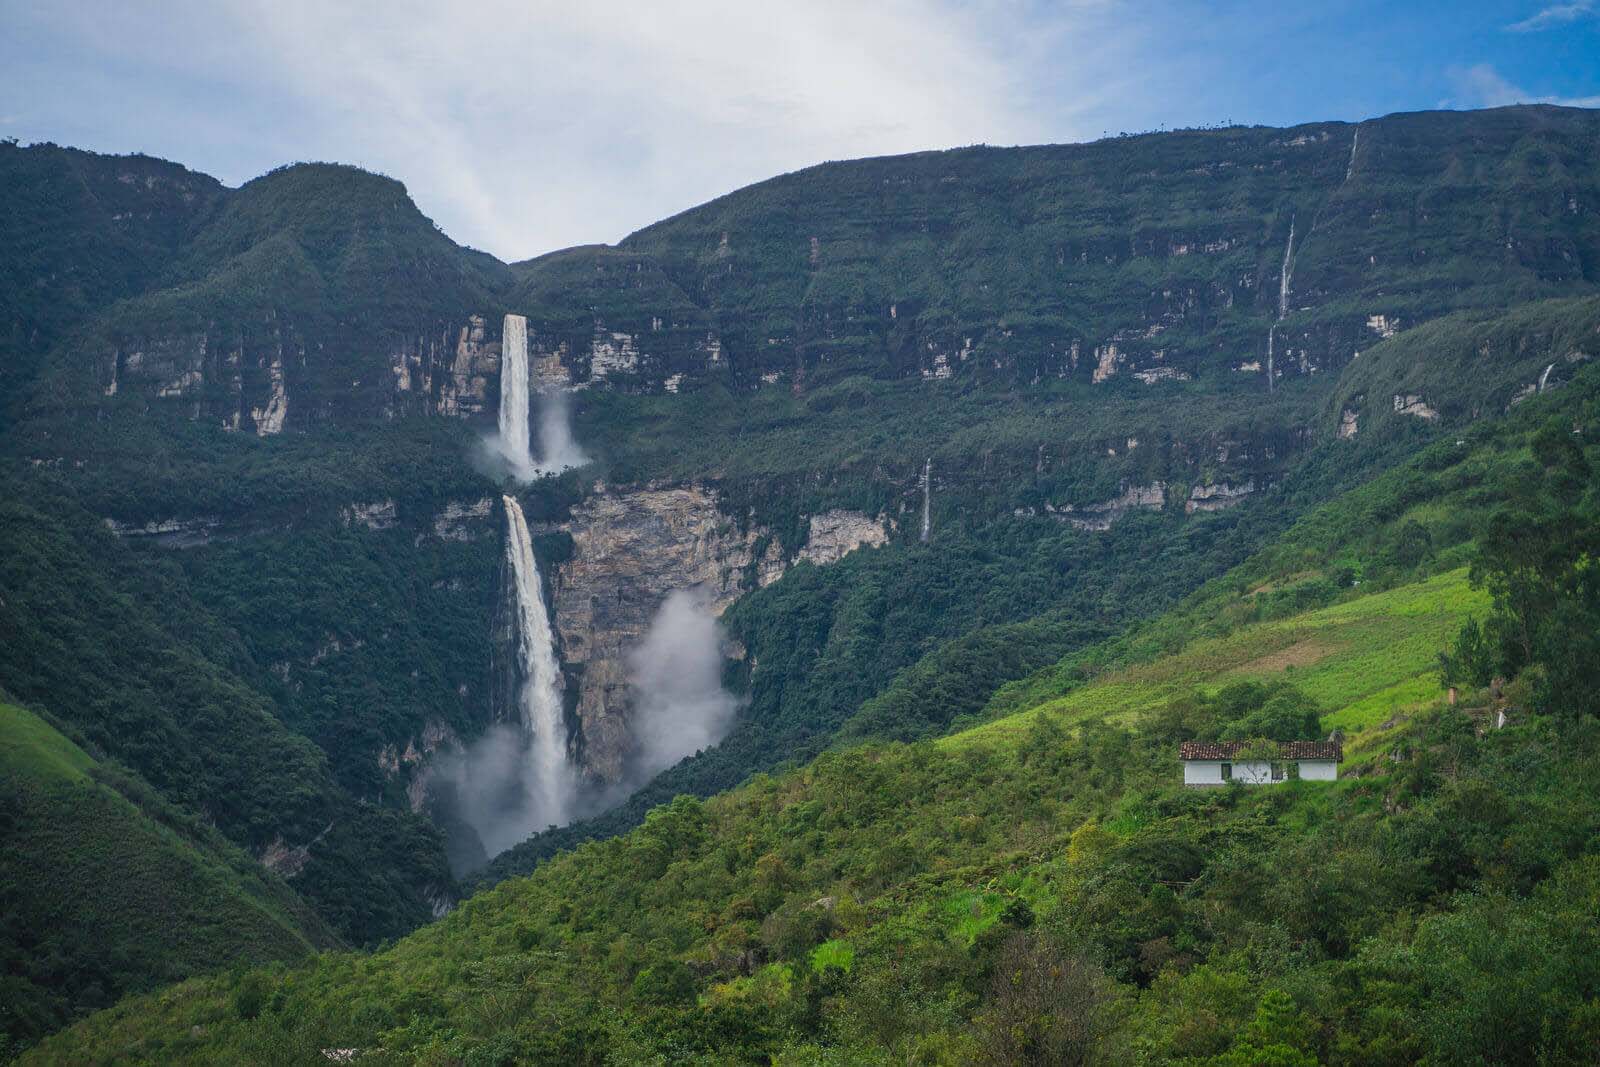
[2,1,1596,260]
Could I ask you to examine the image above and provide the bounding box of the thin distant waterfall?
[502,493,570,827]
[1277,217,1296,320]
[920,458,932,543]
[1539,362,1556,393]
[499,314,533,479]
[1266,324,1277,396]
[1267,216,1296,394]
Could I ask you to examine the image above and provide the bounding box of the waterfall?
[1277,217,1296,320]
[1266,324,1276,395]
[1266,216,1295,394]
[1344,128,1360,184]
[498,314,534,480]
[502,493,571,828]
[920,458,932,543]
[1538,362,1556,393]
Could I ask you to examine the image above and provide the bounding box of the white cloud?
[11,0,1129,260]
[1506,1,1594,32]
[1447,63,1600,108]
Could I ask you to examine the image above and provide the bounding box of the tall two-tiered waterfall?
[502,493,571,827]
[499,314,533,479]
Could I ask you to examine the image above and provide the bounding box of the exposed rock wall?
[797,510,891,565]
[1058,483,1167,531]
[548,484,782,782]
[1186,481,1256,514]
[547,489,887,782]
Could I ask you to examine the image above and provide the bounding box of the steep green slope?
[24,160,510,429]
[0,475,456,947]
[615,104,1600,391]
[0,702,335,1058]
[31,356,1600,1066]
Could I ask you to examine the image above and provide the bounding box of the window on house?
[1271,762,1285,781]
[1220,762,1232,780]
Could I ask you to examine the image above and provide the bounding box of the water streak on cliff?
[1268,216,1296,394]
[920,458,932,543]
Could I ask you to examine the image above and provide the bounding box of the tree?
[976,931,1108,1066]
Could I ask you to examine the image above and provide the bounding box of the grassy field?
[0,702,96,783]
[946,569,1484,754]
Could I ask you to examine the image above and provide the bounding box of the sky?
[3,1,1598,261]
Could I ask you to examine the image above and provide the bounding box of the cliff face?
[40,106,1600,430]
[546,485,888,782]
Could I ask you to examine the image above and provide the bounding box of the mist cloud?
[431,722,577,863]
[627,590,741,782]
[535,390,589,476]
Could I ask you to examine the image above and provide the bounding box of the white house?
[1179,740,1341,786]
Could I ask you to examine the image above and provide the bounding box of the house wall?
[1184,759,1338,785]
[1182,759,1271,785]
[1183,760,1226,786]
[1298,759,1338,781]
[1231,760,1273,784]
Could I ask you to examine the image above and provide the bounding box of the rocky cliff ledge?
[549,485,888,781]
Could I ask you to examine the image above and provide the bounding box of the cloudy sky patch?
[3,1,1597,259]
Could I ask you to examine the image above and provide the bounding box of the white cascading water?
[1277,217,1296,319]
[499,314,534,480]
[920,458,932,543]
[1266,324,1276,395]
[1539,362,1556,393]
[1267,216,1296,393]
[502,493,571,828]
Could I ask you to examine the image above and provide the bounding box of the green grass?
[947,569,1484,751]
[0,704,94,783]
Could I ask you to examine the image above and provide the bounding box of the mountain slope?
[0,476,456,949]
[0,142,224,424]
[0,702,335,1056]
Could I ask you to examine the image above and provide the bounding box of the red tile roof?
[1178,740,1342,761]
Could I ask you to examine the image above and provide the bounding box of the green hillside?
[0,703,335,1057]
[27,359,1600,1065]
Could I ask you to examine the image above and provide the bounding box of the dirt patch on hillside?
[1228,637,1339,675]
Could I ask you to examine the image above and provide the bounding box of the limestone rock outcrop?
[797,510,891,565]
[1058,483,1167,531]
[1186,481,1256,514]
[547,489,888,782]
[548,484,783,782]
